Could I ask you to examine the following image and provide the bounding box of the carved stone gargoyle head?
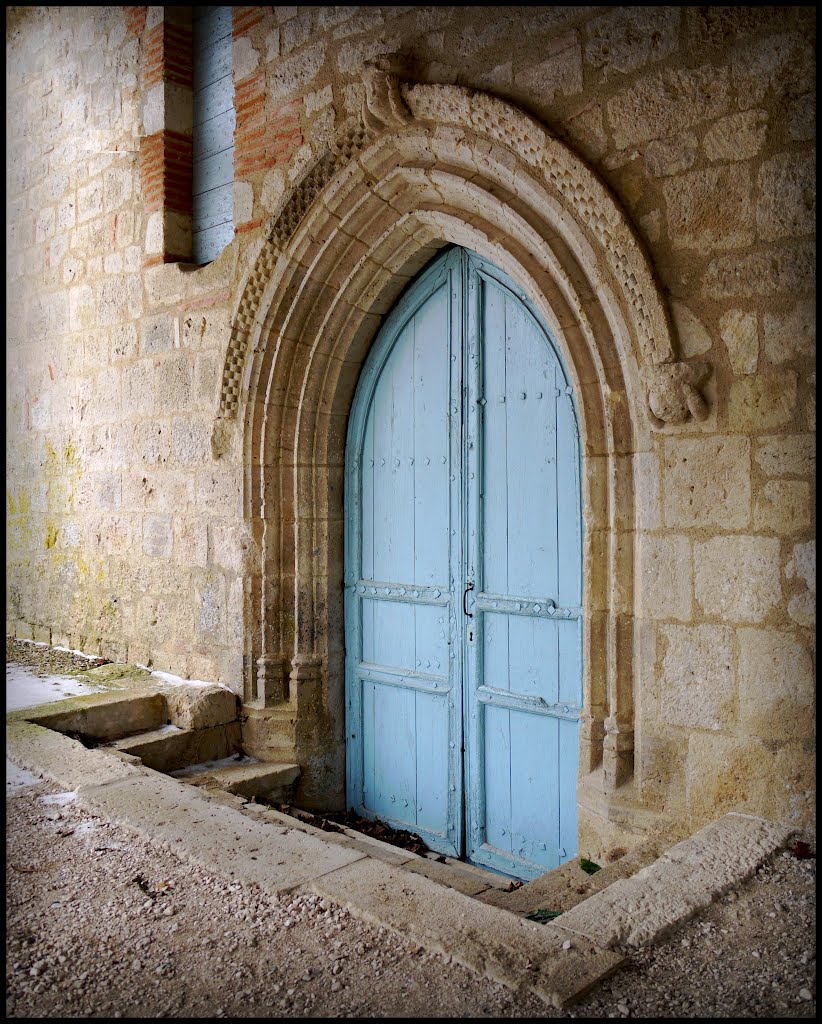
[642,360,711,427]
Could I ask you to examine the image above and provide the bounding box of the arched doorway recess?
[215,67,710,852]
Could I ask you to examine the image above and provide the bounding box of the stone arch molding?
[220,67,711,806]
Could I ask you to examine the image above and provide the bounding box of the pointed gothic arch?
[212,70,711,823]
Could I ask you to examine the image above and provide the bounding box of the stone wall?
[6,6,815,841]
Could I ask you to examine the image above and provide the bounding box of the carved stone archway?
[213,67,710,831]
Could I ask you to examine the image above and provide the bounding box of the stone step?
[473,837,664,917]
[111,721,241,773]
[23,691,166,742]
[174,760,301,803]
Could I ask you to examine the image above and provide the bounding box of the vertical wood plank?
[482,705,512,855]
[510,710,560,871]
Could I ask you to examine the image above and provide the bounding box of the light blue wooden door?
[345,247,582,879]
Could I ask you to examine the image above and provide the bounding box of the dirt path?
[6,768,816,1019]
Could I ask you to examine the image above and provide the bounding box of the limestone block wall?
[6,6,815,837]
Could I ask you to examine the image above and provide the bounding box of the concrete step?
[111,721,241,772]
[474,837,664,917]
[172,759,301,803]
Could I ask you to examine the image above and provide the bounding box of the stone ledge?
[556,811,796,949]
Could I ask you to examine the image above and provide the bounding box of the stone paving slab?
[7,720,146,790]
[74,770,367,893]
[300,856,626,1007]
[556,812,796,949]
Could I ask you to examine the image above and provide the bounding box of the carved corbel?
[361,56,412,131]
[642,361,710,427]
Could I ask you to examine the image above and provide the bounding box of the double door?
[344,247,582,879]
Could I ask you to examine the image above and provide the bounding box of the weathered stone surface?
[114,721,242,772]
[761,301,815,364]
[753,480,810,534]
[785,540,815,593]
[671,301,713,357]
[162,683,239,730]
[633,452,662,531]
[607,65,730,149]
[694,536,781,623]
[663,165,753,251]
[663,437,750,530]
[757,152,816,242]
[719,309,757,375]
[585,7,679,75]
[644,133,697,177]
[703,110,768,162]
[727,371,797,432]
[737,628,814,740]
[704,243,815,299]
[731,32,815,112]
[660,625,736,731]
[142,514,173,558]
[6,720,146,792]
[788,92,815,142]
[638,535,692,621]
[514,32,583,104]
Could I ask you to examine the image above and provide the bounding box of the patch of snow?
[6,759,44,797]
[74,820,98,835]
[39,790,77,806]
[5,664,108,712]
[139,666,234,692]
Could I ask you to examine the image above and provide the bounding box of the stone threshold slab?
[555,811,797,949]
[299,857,625,1007]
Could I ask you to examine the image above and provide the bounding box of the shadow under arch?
[219,77,707,834]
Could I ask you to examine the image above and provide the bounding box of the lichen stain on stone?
[64,440,79,466]
[44,524,59,549]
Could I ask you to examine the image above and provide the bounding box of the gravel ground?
[6,642,817,1018]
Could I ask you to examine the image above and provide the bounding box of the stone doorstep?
[111,722,242,773]
[176,761,301,802]
[299,857,627,1008]
[18,691,167,741]
[554,812,797,950]
[284,807,514,893]
[475,836,665,916]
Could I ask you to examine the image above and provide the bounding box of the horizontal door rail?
[356,661,452,694]
[348,580,451,606]
[476,684,581,720]
[475,591,581,620]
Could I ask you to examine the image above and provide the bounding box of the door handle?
[463,581,475,617]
